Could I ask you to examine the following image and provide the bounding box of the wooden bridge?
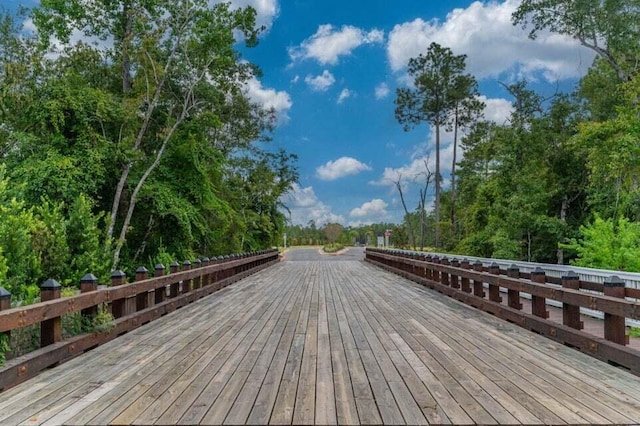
[1,247,640,424]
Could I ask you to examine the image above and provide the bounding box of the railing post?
[440,257,450,287]
[473,261,485,298]
[182,260,192,293]
[488,263,502,303]
[603,276,629,345]
[432,256,441,285]
[460,259,471,293]
[111,270,127,318]
[169,261,180,297]
[135,266,149,312]
[530,268,549,319]
[201,258,210,287]
[80,273,98,320]
[193,259,202,289]
[507,265,523,310]
[154,264,166,304]
[450,259,460,289]
[0,287,11,360]
[425,256,433,281]
[40,279,62,347]
[561,271,583,330]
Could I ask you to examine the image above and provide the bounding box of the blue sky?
[236,0,595,227]
[7,0,596,227]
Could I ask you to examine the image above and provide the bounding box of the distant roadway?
[281,246,365,262]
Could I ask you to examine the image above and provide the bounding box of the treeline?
[394,1,640,271]
[285,221,401,247]
[0,1,297,300]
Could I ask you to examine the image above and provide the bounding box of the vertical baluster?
[473,261,485,298]
[154,264,166,305]
[488,263,502,303]
[507,265,523,310]
[0,287,11,361]
[169,261,180,297]
[603,276,628,345]
[561,271,583,330]
[182,260,192,293]
[110,271,127,318]
[40,279,62,347]
[460,259,471,293]
[135,266,149,312]
[450,259,460,290]
[530,268,549,319]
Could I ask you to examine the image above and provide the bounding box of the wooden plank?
[324,264,359,426]
[292,272,318,425]
[246,265,310,425]
[314,271,337,425]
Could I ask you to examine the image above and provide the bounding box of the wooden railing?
[0,249,279,390]
[366,248,640,376]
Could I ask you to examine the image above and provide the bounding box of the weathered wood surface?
[2,255,640,425]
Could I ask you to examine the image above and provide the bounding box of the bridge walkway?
[1,249,640,424]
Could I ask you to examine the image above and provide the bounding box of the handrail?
[366,248,640,376]
[0,249,279,391]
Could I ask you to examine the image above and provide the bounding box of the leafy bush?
[562,215,640,271]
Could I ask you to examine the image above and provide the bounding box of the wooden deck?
[2,258,640,425]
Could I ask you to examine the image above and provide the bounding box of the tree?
[323,223,344,244]
[512,0,640,82]
[395,42,473,248]
[34,0,263,269]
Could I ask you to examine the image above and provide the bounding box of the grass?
[628,327,640,338]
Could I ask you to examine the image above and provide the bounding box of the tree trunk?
[451,106,459,234]
[434,123,441,248]
[557,196,568,264]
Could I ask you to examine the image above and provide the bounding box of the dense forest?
[0,1,297,300]
[389,0,640,271]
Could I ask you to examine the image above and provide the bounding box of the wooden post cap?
[508,264,519,272]
[604,276,625,287]
[136,266,149,274]
[41,278,61,289]
[562,271,579,281]
[170,261,180,268]
[111,270,126,279]
[531,267,545,276]
[0,287,10,300]
[183,260,192,267]
[80,273,98,283]
[155,264,165,271]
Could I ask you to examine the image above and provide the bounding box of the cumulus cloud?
[375,83,390,99]
[244,76,292,122]
[337,88,352,104]
[387,0,594,82]
[224,0,279,31]
[350,199,388,217]
[316,157,372,181]
[289,24,384,65]
[282,183,345,226]
[305,70,336,92]
[479,95,513,124]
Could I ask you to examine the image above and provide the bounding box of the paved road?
[282,246,365,261]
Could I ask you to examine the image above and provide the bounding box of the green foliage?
[92,304,115,333]
[629,327,640,338]
[562,215,640,271]
[0,333,9,367]
[323,243,344,254]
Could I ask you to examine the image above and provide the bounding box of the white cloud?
[479,96,513,124]
[387,0,594,82]
[337,88,351,104]
[223,0,279,31]
[305,70,336,92]
[244,76,292,122]
[375,83,390,100]
[291,75,300,84]
[282,183,345,226]
[350,199,388,218]
[289,24,384,65]
[316,157,372,181]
